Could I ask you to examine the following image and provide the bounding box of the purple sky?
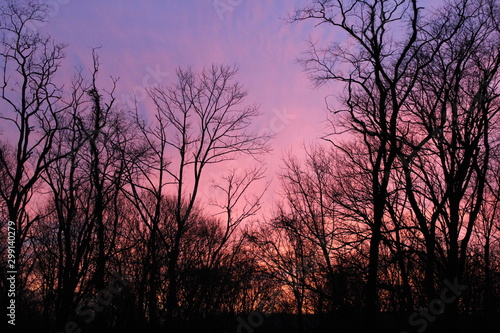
[38,0,338,215]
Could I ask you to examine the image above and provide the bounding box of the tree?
[397,0,500,326]
[27,50,140,332]
[128,64,270,324]
[291,0,441,317]
[0,0,66,321]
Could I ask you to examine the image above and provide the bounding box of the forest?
[0,0,499,332]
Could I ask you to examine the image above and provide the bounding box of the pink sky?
[38,0,337,217]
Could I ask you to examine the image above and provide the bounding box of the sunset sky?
[37,0,337,212]
[3,1,496,332]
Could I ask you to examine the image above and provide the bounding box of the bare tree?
[248,145,358,333]
[475,151,500,316]
[291,0,467,318]
[123,64,270,325]
[27,51,139,331]
[0,0,66,318]
[398,0,500,314]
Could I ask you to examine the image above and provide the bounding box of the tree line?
[0,0,499,332]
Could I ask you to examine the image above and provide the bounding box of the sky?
[34,0,338,216]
